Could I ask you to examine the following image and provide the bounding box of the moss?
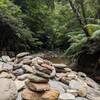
[86,24,100,35]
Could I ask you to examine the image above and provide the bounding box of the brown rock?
[34,63,51,75]
[78,87,87,97]
[41,63,53,71]
[42,89,60,100]
[21,89,42,100]
[26,81,50,92]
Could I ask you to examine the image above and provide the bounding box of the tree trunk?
[68,0,90,37]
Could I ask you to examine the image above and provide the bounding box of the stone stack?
[0,52,100,100]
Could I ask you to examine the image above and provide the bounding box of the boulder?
[0,78,17,100]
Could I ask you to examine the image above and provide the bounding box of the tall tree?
[68,0,90,36]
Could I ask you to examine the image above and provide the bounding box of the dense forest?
[0,0,99,51]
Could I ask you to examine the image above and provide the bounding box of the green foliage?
[64,31,87,56]
[0,0,43,50]
[91,30,100,39]
[0,0,100,52]
[86,24,100,35]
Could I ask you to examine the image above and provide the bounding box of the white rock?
[2,56,11,62]
[53,64,67,68]
[0,78,17,100]
[59,93,75,100]
[14,79,25,91]
[69,79,87,90]
[16,52,30,58]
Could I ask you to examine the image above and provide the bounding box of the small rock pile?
[0,52,100,100]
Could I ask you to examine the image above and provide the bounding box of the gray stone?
[22,65,33,73]
[78,72,87,79]
[3,63,13,71]
[21,59,32,65]
[2,56,11,62]
[64,68,72,72]
[86,86,100,100]
[53,64,67,68]
[32,57,44,65]
[0,78,17,100]
[75,97,88,100]
[13,64,22,70]
[49,80,68,94]
[69,79,87,90]
[16,52,30,58]
[59,93,75,100]
[13,68,25,76]
[69,79,87,97]
[85,77,99,90]
[36,70,50,79]
[16,93,22,100]
[14,79,25,91]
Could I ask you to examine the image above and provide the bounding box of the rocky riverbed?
[0,52,100,100]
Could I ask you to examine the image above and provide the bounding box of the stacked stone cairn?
[0,52,100,100]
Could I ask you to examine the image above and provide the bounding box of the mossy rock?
[86,24,100,35]
[91,30,100,39]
